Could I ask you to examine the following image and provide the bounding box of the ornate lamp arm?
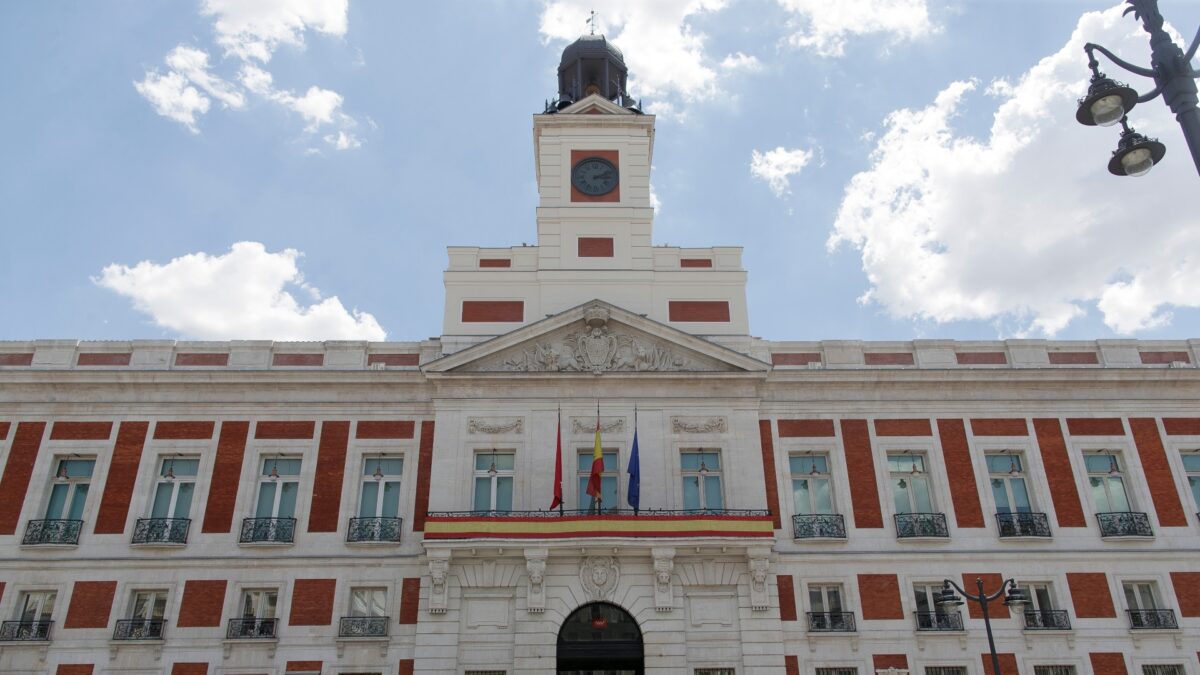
[1086,42,1157,79]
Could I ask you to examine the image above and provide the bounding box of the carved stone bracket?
[571,417,625,435]
[467,417,524,435]
[428,549,451,614]
[671,416,728,434]
[747,547,772,611]
[525,548,548,613]
[651,547,675,612]
[580,556,619,600]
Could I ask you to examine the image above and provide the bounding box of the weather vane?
[587,10,597,35]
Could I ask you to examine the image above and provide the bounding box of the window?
[1123,581,1160,611]
[150,456,199,520]
[1123,581,1177,629]
[1142,667,1185,675]
[1,591,56,641]
[808,584,852,631]
[1033,667,1077,675]
[230,589,278,639]
[681,450,723,511]
[1085,452,1132,512]
[913,584,961,630]
[340,586,388,638]
[577,449,619,511]
[695,670,736,675]
[115,590,167,639]
[888,453,933,514]
[987,453,1031,513]
[1019,583,1070,629]
[1183,452,1200,512]
[473,451,514,512]
[256,457,301,519]
[349,587,387,618]
[45,458,95,521]
[815,669,857,675]
[359,457,403,519]
[790,454,833,514]
[925,668,967,675]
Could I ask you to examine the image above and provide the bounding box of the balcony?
[22,519,82,545]
[239,517,296,544]
[1023,609,1072,630]
[894,513,949,539]
[807,611,856,632]
[338,616,389,638]
[347,517,403,543]
[113,619,165,641]
[914,611,963,631]
[995,512,1052,538]
[792,514,846,540]
[226,618,277,639]
[423,509,774,540]
[1096,512,1153,538]
[1128,609,1178,630]
[0,620,52,641]
[131,518,190,545]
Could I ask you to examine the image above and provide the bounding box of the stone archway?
[556,601,644,675]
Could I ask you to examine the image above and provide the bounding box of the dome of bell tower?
[552,33,638,111]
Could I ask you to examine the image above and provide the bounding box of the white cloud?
[828,5,1199,336]
[324,130,361,150]
[201,0,349,62]
[750,146,815,197]
[133,71,210,133]
[720,52,761,73]
[777,0,937,56]
[95,242,386,341]
[164,46,245,109]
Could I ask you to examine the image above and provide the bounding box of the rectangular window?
[359,457,404,518]
[888,453,933,513]
[1142,667,1184,675]
[986,453,1031,513]
[256,457,301,518]
[790,454,833,514]
[924,668,967,675]
[1085,452,1132,512]
[17,591,56,623]
[1182,452,1200,512]
[1020,583,1057,612]
[1122,581,1160,611]
[473,451,514,512]
[681,450,723,511]
[808,584,845,615]
[240,589,278,620]
[913,583,961,630]
[45,458,95,520]
[694,670,736,675]
[1033,667,1077,675]
[349,587,387,617]
[129,590,167,621]
[577,449,619,511]
[150,457,199,519]
[814,669,856,675]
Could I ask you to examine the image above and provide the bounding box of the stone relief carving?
[467,417,524,435]
[570,417,625,434]
[525,549,548,613]
[652,547,675,612]
[580,556,619,600]
[747,547,772,612]
[428,551,451,614]
[671,416,728,434]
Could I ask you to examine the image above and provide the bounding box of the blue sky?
[2,1,1199,343]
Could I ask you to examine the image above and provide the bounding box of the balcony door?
[557,602,643,675]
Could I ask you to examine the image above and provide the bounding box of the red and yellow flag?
[549,415,563,510]
[585,415,604,501]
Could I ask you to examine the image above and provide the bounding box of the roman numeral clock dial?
[571,157,618,196]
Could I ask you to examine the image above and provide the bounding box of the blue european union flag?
[627,428,641,513]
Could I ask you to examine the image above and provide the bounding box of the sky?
[2,0,1200,344]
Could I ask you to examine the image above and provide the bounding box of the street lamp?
[937,577,1028,675]
[1075,0,1200,177]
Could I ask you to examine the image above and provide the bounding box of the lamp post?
[1075,0,1200,177]
[936,577,1028,675]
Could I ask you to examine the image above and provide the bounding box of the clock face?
[571,157,619,196]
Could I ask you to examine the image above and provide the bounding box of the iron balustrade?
[995,512,1052,538]
[792,514,846,540]
[426,509,771,517]
[131,518,191,545]
[1128,609,1178,629]
[807,611,856,632]
[1023,609,1072,630]
[914,611,964,631]
[346,517,403,543]
[22,519,82,545]
[894,513,949,539]
[113,619,165,640]
[1096,512,1153,537]
[239,517,296,544]
[338,616,389,638]
[0,620,52,641]
[226,618,277,639]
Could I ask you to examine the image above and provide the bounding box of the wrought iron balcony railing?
[1128,609,1178,629]
[793,514,846,540]
[807,611,856,632]
[0,620,52,641]
[131,518,190,545]
[426,509,771,517]
[347,517,402,543]
[914,611,963,631]
[239,517,296,544]
[996,512,1052,538]
[22,519,82,545]
[894,513,949,539]
[113,618,165,640]
[338,616,389,638]
[1023,609,1072,630]
[226,617,277,639]
[1096,512,1153,537]
[423,509,775,540]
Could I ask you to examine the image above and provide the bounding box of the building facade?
[2,34,1200,675]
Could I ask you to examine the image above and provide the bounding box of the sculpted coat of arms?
[580,556,620,600]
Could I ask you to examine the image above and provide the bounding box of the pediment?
[425,301,768,375]
[559,94,636,116]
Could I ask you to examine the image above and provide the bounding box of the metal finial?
[587,10,597,35]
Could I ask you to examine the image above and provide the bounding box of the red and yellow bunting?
[424,513,775,539]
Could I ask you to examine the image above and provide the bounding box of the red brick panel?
[578,237,614,257]
[286,662,322,672]
[758,420,782,528]
[956,352,1007,365]
[970,418,1029,436]
[1067,572,1116,618]
[1065,418,1125,436]
[412,421,435,532]
[462,300,524,323]
[200,422,248,534]
[961,574,1009,619]
[0,422,46,534]
[356,420,416,439]
[0,581,6,605]
[777,419,836,437]
[64,581,117,628]
[77,352,131,366]
[0,353,34,366]
[874,418,932,437]
[174,353,229,366]
[858,574,904,619]
[981,653,1018,675]
[56,667,94,675]
[177,580,226,627]
[771,352,821,366]
[308,422,349,533]
[255,421,316,439]
[1049,351,1099,364]
[1130,418,1187,526]
[272,353,324,367]
[1089,653,1128,675]
[784,655,799,675]
[50,421,112,440]
[94,421,149,534]
[570,149,620,203]
[1170,572,1200,616]
[939,419,985,528]
[171,665,208,675]
[0,422,8,440]
[366,353,419,367]
[777,575,797,621]
[680,258,713,268]
[840,420,883,528]
[1140,350,1190,364]
[399,577,421,624]
[153,421,216,440]
[873,655,909,670]
[864,352,914,366]
[1033,419,1086,527]
[668,301,730,322]
[398,660,415,675]
[289,579,336,626]
[478,258,511,268]
[1163,418,1200,435]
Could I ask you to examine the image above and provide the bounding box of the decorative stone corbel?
[525,548,548,613]
[747,546,772,611]
[428,549,451,614]
[651,547,675,611]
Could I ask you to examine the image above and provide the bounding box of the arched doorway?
[557,601,644,675]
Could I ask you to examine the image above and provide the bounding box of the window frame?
[1083,450,1135,513]
[473,449,516,512]
[148,455,200,520]
[253,455,303,519]
[576,447,620,511]
[15,589,58,623]
[237,587,280,621]
[43,456,96,521]
[789,452,835,515]
[680,448,724,511]
[985,451,1034,514]
[887,451,936,514]
[1180,450,1200,515]
[357,455,405,519]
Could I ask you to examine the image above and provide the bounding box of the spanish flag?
[585,412,604,504]
[549,412,563,511]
